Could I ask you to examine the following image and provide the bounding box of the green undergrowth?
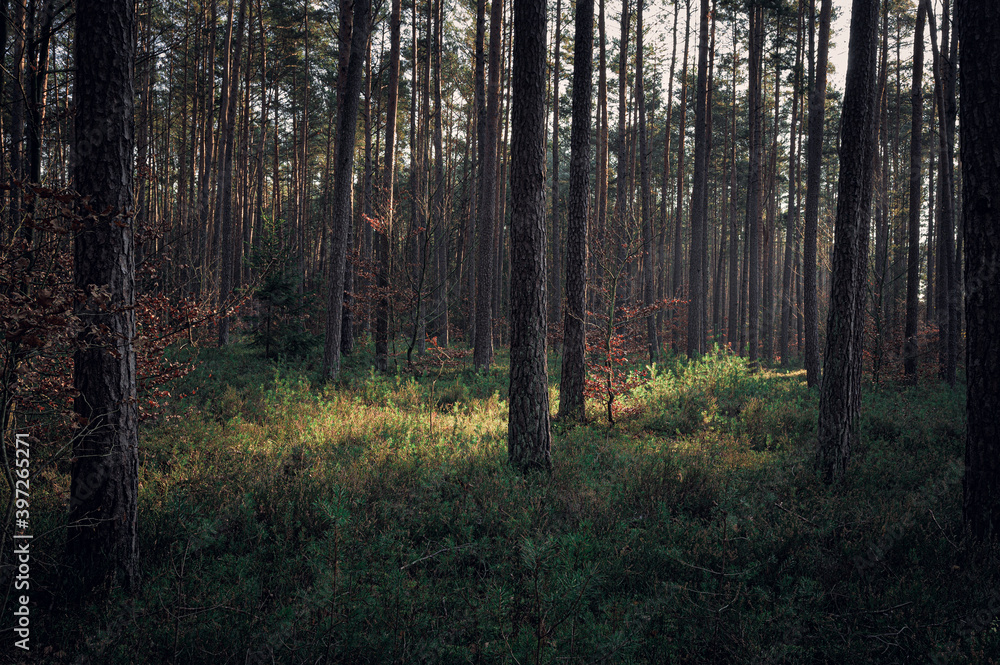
[18,340,998,664]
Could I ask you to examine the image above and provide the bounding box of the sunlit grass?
[21,337,997,665]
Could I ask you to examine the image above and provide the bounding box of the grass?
[12,337,999,664]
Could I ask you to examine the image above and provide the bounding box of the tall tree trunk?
[557,0,592,421]
[474,0,503,370]
[687,0,710,358]
[816,0,879,484]
[636,0,656,361]
[927,0,958,386]
[727,21,740,350]
[593,0,608,316]
[508,0,551,473]
[803,0,831,387]
[781,0,804,366]
[903,1,925,380]
[218,0,248,346]
[549,0,562,334]
[672,0,690,352]
[745,4,764,366]
[69,0,138,591]
[322,0,371,379]
[958,0,1000,543]
[376,0,401,371]
[657,2,678,339]
[433,0,448,346]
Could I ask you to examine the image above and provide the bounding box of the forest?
[1,0,999,661]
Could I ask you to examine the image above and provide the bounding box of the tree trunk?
[816,0,879,484]
[549,0,562,335]
[508,0,551,473]
[672,0,691,352]
[727,20,739,350]
[687,0,711,358]
[322,0,371,379]
[745,4,764,366]
[432,0,448,346]
[474,0,503,370]
[637,0,658,362]
[780,0,805,366]
[557,0,592,421]
[958,0,1000,542]
[903,1,925,380]
[218,0,247,347]
[803,0,831,387]
[69,0,139,591]
[376,0,401,371]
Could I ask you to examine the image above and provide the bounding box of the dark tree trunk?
[637,0,658,361]
[593,0,608,316]
[958,0,1000,542]
[745,4,764,366]
[727,21,740,350]
[218,0,248,347]
[557,0,592,421]
[376,0,401,371]
[549,0,562,334]
[903,1,925,380]
[816,0,879,484]
[69,0,139,591]
[803,0,831,387]
[508,0,551,473]
[474,0,503,370]
[672,0,690,352]
[432,0,448,346]
[658,3,678,340]
[323,0,371,379]
[687,0,711,358]
[781,0,805,366]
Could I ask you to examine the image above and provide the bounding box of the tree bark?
[218,0,247,347]
[687,0,711,358]
[508,0,551,473]
[474,0,503,370]
[672,0,690,352]
[557,0,592,421]
[637,0,658,362]
[69,0,139,591]
[803,0,831,387]
[376,0,401,371]
[903,1,925,380]
[780,0,805,366]
[549,0,562,333]
[322,0,371,379]
[816,0,879,484]
[745,4,764,366]
[958,0,1000,542]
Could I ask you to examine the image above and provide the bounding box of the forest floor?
[15,338,1000,664]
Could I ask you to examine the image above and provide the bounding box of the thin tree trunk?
[903,1,925,380]
[549,0,562,334]
[637,0,657,361]
[376,0,401,371]
[557,0,592,421]
[474,0,503,370]
[803,0,831,387]
[746,4,764,366]
[686,0,710,357]
[672,0,691,352]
